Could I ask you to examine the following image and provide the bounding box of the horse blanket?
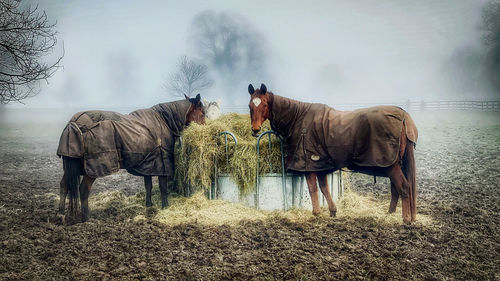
[57,100,192,177]
[269,94,418,172]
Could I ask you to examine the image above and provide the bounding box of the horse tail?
[63,156,81,219]
[403,140,417,221]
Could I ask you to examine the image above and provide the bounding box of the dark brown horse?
[248,84,418,223]
[57,94,205,222]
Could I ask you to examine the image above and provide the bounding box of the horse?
[248,84,418,223]
[57,94,206,223]
[203,98,222,120]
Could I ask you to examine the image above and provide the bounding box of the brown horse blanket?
[57,100,192,177]
[270,94,418,172]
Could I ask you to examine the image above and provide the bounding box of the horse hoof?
[54,213,65,224]
[146,207,158,217]
[330,210,337,217]
[81,214,89,223]
[312,211,321,216]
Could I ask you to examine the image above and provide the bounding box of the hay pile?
[148,192,268,226]
[175,113,283,195]
[88,180,433,227]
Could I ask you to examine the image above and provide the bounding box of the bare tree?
[481,0,500,96]
[166,55,213,98]
[190,11,268,89]
[0,0,62,104]
[482,0,500,47]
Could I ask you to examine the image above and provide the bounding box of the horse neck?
[269,94,304,138]
[153,99,191,136]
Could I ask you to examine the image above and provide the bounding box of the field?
[0,109,499,280]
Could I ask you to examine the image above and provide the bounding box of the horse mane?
[152,99,192,136]
[267,91,274,122]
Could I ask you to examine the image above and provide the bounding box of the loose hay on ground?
[337,187,434,226]
[151,192,268,226]
[87,176,433,227]
[89,191,144,221]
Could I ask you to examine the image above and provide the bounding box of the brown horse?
[248,84,418,223]
[57,94,205,222]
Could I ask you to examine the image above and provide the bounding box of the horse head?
[203,98,221,120]
[185,93,206,125]
[248,83,271,137]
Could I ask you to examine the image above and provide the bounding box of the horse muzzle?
[252,128,261,137]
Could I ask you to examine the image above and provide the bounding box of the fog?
[5,0,495,109]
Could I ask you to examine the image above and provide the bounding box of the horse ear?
[195,93,201,105]
[202,98,208,106]
[260,83,267,94]
[184,94,190,100]
[248,84,255,95]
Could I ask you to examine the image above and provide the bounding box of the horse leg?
[390,123,417,221]
[58,174,68,214]
[79,175,95,222]
[305,172,321,216]
[317,172,337,217]
[388,182,399,213]
[387,164,412,224]
[158,176,169,209]
[144,176,153,207]
[62,156,82,222]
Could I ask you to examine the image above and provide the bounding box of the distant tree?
[443,47,486,99]
[481,0,500,95]
[482,0,500,47]
[190,11,267,91]
[166,55,213,98]
[0,0,62,103]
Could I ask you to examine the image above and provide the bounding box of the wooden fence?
[408,100,500,111]
[223,100,500,113]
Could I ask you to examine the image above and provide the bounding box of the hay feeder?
[214,130,344,211]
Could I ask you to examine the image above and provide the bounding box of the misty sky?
[8,0,491,109]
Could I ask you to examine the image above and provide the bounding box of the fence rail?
[409,100,500,111]
[222,100,500,113]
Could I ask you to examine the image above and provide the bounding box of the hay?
[89,191,144,221]
[336,172,434,226]
[87,173,433,227]
[175,113,283,195]
[151,192,268,226]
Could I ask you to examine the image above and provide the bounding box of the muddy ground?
[0,109,499,280]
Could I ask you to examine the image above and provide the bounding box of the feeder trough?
[211,131,343,211]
